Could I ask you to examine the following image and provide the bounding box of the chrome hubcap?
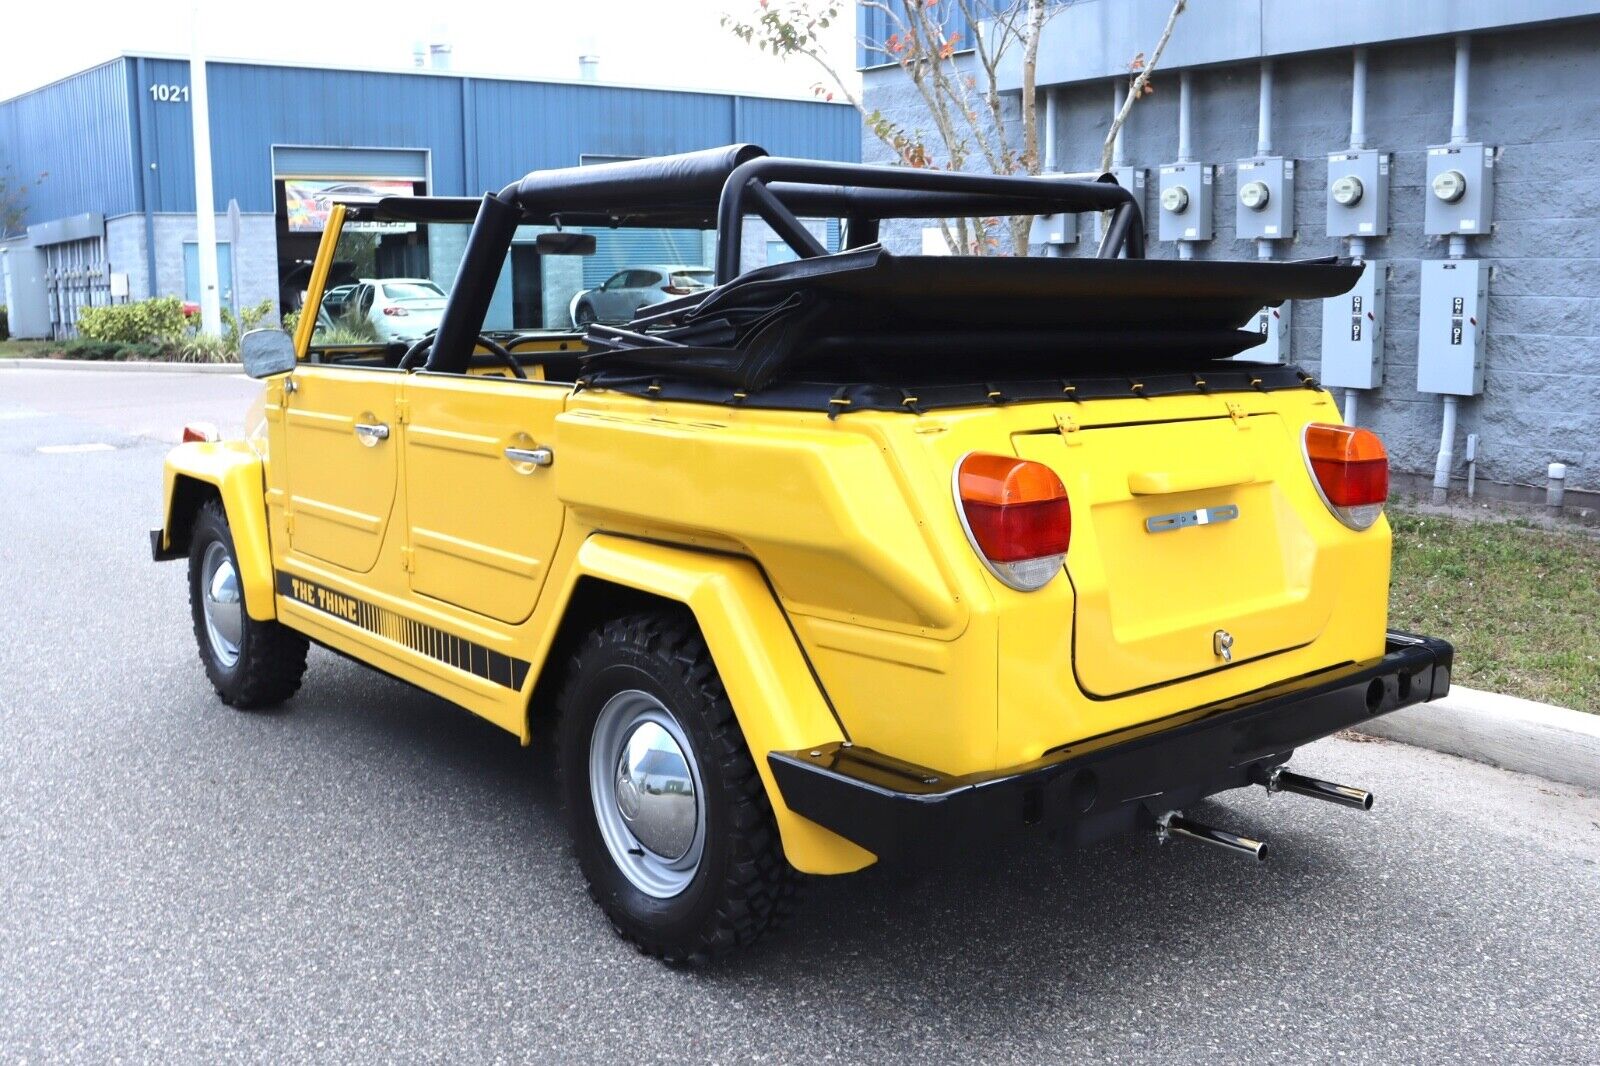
[589,691,704,898]
[201,541,243,668]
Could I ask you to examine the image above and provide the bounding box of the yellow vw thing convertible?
[153,146,1452,963]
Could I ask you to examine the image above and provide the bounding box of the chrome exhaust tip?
[1156,810,1269,861]
[1258,767,1375,811]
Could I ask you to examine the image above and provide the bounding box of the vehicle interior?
[299,144,1361,409]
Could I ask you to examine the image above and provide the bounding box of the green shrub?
[51,339,131,361]
[221,298,274,349]
[0,305,9,341]
[76,296,189,344]
[173,334,236,364]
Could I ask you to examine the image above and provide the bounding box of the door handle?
[504,446,553,468]
[354,422,390,446]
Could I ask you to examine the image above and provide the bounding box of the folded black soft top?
[578,247,1363,403]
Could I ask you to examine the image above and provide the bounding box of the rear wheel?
[557,610,798,963]
[187,500,308,709]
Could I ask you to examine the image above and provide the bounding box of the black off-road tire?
[187,499,308,709]
[557,610,800,964]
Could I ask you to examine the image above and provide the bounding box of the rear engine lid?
[1015,411,1335,697]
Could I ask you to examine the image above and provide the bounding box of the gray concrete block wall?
[862,20,1600,496]
[150,213,280,326]
[104,215,147,300]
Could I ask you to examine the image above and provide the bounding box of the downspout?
[1345,48,1369,425]
[135,57,160,298]
[1176,70,1194,260]
[1432,36,1472,505]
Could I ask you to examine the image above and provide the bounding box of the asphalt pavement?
[2,366,1598,1063]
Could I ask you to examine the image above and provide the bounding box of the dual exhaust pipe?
[1156,767,1375,862]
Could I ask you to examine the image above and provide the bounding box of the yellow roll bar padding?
[292,203,345,358]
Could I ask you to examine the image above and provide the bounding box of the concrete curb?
[0,358,244,375]
[1356,685,1600,793]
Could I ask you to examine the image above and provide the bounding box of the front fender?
[571,534,876,875]
[158,440,276,622]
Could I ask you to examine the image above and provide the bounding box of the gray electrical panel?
[1424,143,1495,237]
[1158,162,1213,243]
[1027,173,1081,247]
[1326,149,1390,239]
[1319,260,1387,390]
[1234,301,1291,364]
[1235,157,1294,242]
[1418,258,1488,395]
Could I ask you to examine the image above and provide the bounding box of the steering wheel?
[398,332,525,379]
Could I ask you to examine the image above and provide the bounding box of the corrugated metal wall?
[0,59,139,225]
[3,57,860,229]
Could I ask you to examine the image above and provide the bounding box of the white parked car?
[342,278,448,342]
[570,265,714,326]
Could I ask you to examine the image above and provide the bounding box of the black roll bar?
[715,157,1145,282]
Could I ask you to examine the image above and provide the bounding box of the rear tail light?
[1302,422,1388,530]
[382,306,409,317]
[182,421,219,443]
[662,285,694,295]
[954,453,1071,591]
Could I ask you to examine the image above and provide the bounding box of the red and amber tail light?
[1302,422,1388,530]
[954,453,1072,591]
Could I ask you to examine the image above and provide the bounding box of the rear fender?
[568,534,875,875]
[158,441,276,622]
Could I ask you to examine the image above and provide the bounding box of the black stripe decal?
[276,571,531,691]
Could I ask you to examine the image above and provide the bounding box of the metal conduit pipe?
[1111,81,1127,168]
[1176,71,1195,259]
[1350,49,1369,150]
[1450,36,1472,145]
[1044,88,1063,257]
[1433,35,1474,503]
[1257,61,1275,260]
[1344,50,1371,424]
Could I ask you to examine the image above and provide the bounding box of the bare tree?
[724,0,1187,255]
[1,167,46,239]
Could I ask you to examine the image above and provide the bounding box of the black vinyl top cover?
[576,247,1363,407]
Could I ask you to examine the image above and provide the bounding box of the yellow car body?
[155,148,1452,961]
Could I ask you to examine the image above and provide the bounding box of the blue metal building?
[0,54,859,337]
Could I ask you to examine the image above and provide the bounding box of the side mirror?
[535,231,596,256]
[240,328,298,379]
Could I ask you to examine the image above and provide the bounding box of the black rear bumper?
[769,632,1452,863]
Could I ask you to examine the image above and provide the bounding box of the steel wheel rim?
[200,541,243,669]
[589,690,706,899]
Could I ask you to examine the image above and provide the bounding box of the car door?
[399,372,566,625]
[594,271,629,321]
[279,364,403,575]
[624,270,663,318]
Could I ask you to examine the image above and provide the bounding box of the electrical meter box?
[1027,174,1080,247]
[1418,258,1488,395]
[1097,167,1146,243]
[1319,260,1387,390]
[1235,157,1294,241]
[1234,301,1292,364]
[1425,143,1494,237]
[1158,162,1213,243]
[1326,149,1389,238]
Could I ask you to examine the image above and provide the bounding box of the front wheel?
[187,500,308,708]
[557,610,798,963]
[572,301,597,328]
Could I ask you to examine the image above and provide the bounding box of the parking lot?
[2,366,1598,1063]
